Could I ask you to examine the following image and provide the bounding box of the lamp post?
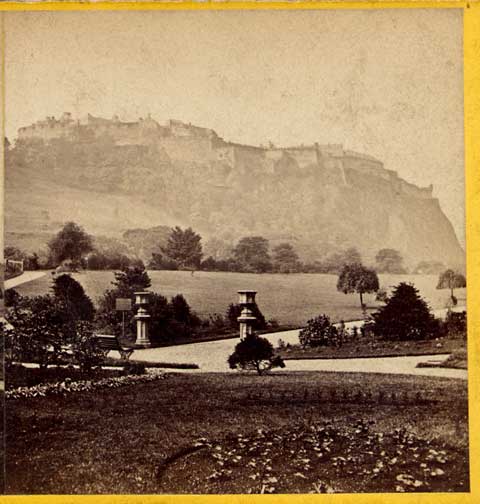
[237,290,257,339]
[134,291,152,347]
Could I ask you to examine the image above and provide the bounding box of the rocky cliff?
[5,114,464,268]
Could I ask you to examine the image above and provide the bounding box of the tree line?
[5,221,460,279]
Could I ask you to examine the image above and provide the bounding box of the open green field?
[6,371,468,494]
[12,271,465,326]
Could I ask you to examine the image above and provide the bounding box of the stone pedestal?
[134,291,152,347]
[237,290,258,339]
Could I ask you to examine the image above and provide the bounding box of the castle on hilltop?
[17,113,434,200]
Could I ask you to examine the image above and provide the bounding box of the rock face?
[5,113,464,268]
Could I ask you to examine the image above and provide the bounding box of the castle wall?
[232,144,265,172]
[167,119,215,138]
[157,136,214,162]
[343,155,387,180]
[16,113,434,202]
[282,148,318,169]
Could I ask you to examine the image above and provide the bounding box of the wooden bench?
[95,334,135,361]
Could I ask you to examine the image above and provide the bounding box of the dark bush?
[228,333,285,375]
[371,282,439,341]
[441,310,467,338]
[299,314,339,347]
[52,274,95,322]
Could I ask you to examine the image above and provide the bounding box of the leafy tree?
[272,243,301,273]
[228,333,285,375]
[226,303,267,330]
[51,274,95,322]
[371,282,438,341]
[203,238,234,261]
[48,222,93,267]
[112,265,151,296]
[96,265,152,335]
[162,226,203,269]
[436,269,466,305]
[375,248,406,274]
[337,263,379,307]
[321,247,362,274]
[5,294,72,368]
[148,252,179,271]
[233,236,272,273]
[299,314,339,347]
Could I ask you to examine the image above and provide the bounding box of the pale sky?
[4,8,465,245]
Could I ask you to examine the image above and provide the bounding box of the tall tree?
[272,243,301,273]
[337,263,379,308]
[233,236,272,273]
[48,222,93,267]
[436,269,466,305]
[375,248,406,274]
[162,226,203,269]
[51,274,95,322]
[112,265,151,297]
[372,282,438,340]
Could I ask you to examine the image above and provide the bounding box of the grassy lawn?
[6,371,468,494]
[12,270,464,326]
[279,335,466,360]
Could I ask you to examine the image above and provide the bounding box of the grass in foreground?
[5,371,469,494]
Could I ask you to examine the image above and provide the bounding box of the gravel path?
[131,329,466,379]
[5,271,47,290]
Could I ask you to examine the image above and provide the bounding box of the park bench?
[95,334,135,361]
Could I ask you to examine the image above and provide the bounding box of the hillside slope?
[5,116,465,269]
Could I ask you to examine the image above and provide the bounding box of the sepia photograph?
[0,6,470,495]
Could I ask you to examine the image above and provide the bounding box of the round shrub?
[228,333,285,375]
[299,314,339,347]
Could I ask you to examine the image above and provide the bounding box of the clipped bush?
[228,333,285,375]
[299,314,339,347]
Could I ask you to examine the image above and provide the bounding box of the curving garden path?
[5,271,46,290]
[132,326,467,379]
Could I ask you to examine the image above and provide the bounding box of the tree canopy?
[48,222,93,267]
[272,243,301,273]
[112,265,152,297]
[337,263,379,307]
[375,248,406,274]
[436,269,466,305]
[233,236,272,273]
[322,247,362,274]
[162,226,203,269]
[371,282,438,340]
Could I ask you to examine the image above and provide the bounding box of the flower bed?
[6,368,166,400]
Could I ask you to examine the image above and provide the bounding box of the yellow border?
[0,1,474,11]
[1,1,479,503]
